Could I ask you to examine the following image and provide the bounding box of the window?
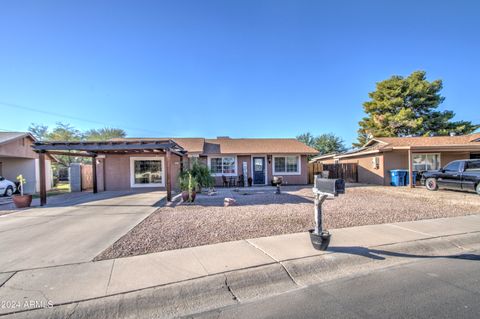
[130,157,164,187]
[209,157,236,175]
[273,156,300,174]
[412,154,440,171]
[465,160,480,170]
[444,161,461,172]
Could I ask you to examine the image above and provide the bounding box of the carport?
[32,140,187,205]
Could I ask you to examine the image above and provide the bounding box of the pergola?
[32,139,187,206]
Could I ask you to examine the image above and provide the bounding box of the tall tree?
[297,132,347,155]
[314,133,347,155]
[83,128,126,140]
[28,123,49,140]
[355,70,479,147]
[296,132,316,148]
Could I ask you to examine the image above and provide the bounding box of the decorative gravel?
[95,185,480,260]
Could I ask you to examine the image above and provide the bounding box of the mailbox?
[314,176,345,196]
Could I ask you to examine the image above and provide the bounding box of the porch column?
[166,149,172,201]
[408,148,414,188]
[39,151,47,206]
[92,154,98,194]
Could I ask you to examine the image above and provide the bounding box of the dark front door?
[253,157,265,185]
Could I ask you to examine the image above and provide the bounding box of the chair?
[229,176,236,187]
[222,175,229,187]
[237,174,245,187]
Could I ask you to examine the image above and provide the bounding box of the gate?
[308,162,358,183]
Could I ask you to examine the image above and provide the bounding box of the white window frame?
[272,155,301,175]
[412,153,441,171]
[207,155,237,176]
[130,156,165,188]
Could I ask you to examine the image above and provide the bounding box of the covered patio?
[32,139,187,205]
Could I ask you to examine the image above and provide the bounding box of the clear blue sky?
[1,0,479,146]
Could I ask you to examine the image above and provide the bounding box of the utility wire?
[0,101,166,135]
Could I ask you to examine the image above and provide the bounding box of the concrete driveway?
[0,191,165,272]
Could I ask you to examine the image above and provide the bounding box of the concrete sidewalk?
[1,214,480,318]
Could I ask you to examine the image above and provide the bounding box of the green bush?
[190,159,214,188]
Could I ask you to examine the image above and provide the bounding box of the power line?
[0,101,165,135]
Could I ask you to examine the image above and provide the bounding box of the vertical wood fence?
[308,162,358,183]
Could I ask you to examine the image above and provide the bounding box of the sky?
[0,0,479,146]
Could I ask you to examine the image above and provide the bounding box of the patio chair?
[222,175,229,187]
[237,174,245,187]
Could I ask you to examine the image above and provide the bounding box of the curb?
[5,231,480,319]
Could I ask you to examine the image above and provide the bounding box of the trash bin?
[405,171,418,186]
[390,170,406,186]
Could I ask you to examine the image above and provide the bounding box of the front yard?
[95,185,480,260]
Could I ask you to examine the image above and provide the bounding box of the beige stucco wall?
[102,153,181,191]
[339,153,385,185]
[0,137,38,159]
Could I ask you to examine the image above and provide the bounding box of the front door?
[253,157,265,185]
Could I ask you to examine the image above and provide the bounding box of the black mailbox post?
[309,176,345,250]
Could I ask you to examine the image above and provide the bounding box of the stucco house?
[322,133,480,186]
[32,136,318,204]
[0,132,54,194]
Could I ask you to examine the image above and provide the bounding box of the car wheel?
[425,178,438,191]
[4,186,13,197]
[476,183,480,195]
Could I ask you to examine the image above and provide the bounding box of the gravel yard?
[95,185,480,260]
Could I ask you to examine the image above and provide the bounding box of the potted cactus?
[179,171,198,202]
[12,175,32,208]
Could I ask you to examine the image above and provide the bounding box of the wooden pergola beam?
[166,149,172,201]
[39,152,47,206]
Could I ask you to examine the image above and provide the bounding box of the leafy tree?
[296,132,316,148]
[28,122,127,167]
[297,132,347,155]
[355,70,479,147]
[28,123,49,140]
[314,133,347,155]
[83,128,126,140]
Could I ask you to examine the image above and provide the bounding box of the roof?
[337,133,480,159]
[0,132,35,145]
[365,133,480,148]
[111,137,319,155]
[309,153,337,163]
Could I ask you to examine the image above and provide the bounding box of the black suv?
[421,159,480,194]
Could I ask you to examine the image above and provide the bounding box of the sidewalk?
[1,214,480,318]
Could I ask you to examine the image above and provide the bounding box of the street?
[192,250,480,319]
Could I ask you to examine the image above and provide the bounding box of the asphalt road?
[193,250,480,319]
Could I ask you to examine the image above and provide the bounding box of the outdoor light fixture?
[267,155,272,164]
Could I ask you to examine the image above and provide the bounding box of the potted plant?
[12,175,32,208]
[179,171,199,203]
[247,177,253,187]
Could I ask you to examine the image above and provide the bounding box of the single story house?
[320,133,480,186]
[32,136,318,204]
[0,132,54,194]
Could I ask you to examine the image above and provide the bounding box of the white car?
[0,176,17,197]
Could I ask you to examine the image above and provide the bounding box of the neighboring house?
[0,132,54,194]
[328,133,480,186]
[106,137,318,189]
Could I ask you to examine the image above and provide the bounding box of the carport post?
[166,149,172,201]
[92,154,98,194]
[408,148,414,188]
[39,151,47,206]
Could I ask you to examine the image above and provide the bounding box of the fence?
[308,162,358,183]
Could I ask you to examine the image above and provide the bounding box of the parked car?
[0,176,17,197]
[422,159,480,194]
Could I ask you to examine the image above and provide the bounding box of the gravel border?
[95,186,480,260]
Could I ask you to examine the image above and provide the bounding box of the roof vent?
[217,136,230,139]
